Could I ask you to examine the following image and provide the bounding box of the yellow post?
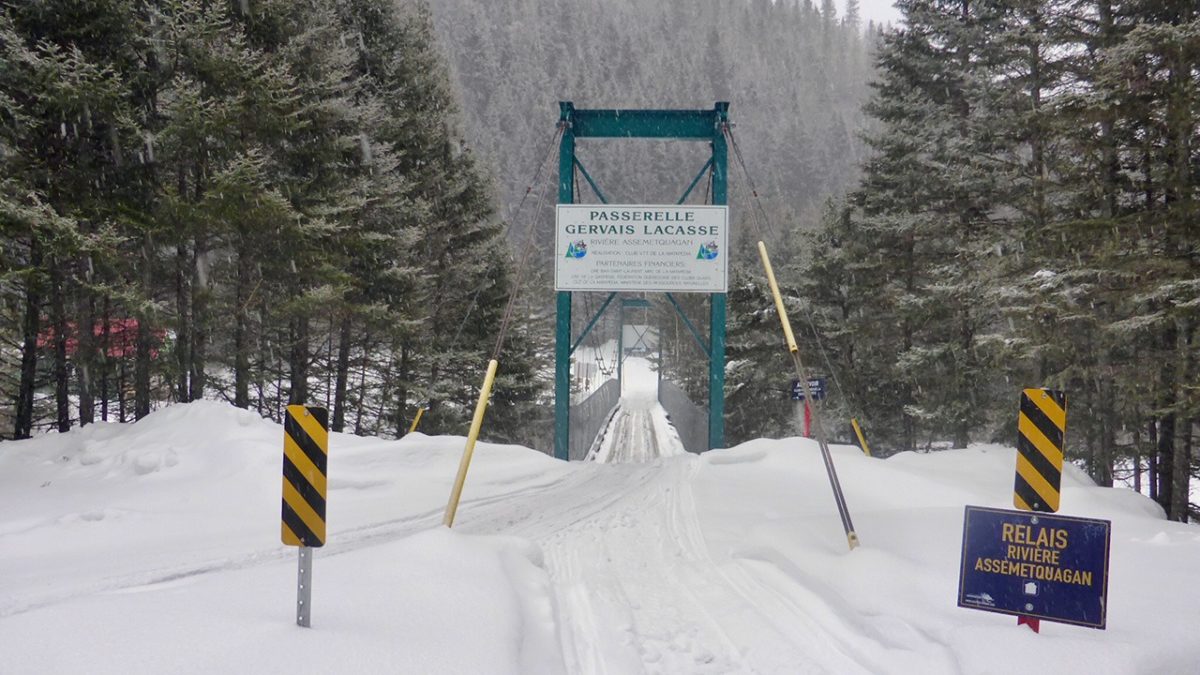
[408,407,426,434]
[443,359,500,528]
[757,241,799,354]
[851,418,872,457]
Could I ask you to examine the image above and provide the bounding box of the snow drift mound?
[2,400,279,481]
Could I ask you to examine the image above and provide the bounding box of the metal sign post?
[281,405,329,628]
[760,240,859,550]
[1012,388,1066,632]
[297,546,313,627]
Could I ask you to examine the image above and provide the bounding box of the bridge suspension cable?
[444,124,564,527]
[722,125,857,418]
[491,126,564,361]
[410,126,565,433]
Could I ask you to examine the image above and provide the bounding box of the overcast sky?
[850,0,902,26]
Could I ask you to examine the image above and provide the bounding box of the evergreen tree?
[804,0,1197,521]
[1,0,146,431]
[0,0,523,443]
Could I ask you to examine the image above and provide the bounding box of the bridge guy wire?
[415,125,565,415]
[721,125,861,423]
[492,124,565,361]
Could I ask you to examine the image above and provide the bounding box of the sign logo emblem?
[696,241,719,260]
[565,240,587,259]
[965,592,996,608]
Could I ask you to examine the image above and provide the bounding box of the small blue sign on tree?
[790,378,825,401]
[957,505,1111,629]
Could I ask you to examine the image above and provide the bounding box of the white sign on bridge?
[555,205,729,293]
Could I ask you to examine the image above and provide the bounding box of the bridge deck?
[589,357,686,463]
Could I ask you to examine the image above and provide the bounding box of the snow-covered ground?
[2,361,1199,673]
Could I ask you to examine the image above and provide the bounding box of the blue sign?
[958,505,1110,629]
[790,378,826,401]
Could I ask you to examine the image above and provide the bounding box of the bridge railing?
[659,379,708,454]
[569,379,621,461]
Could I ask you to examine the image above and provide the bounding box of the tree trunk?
[1156,414,1174,516]
[118,356,127,423]
[189,236,209,401]
[1148,420,1159,503]
[175,242,190,402]
[233,246,252,409]
[1170,320,1192,521]
[902,229,916,453]
[275,361,284,421]
[1025,3,1048,240]
[1132,421,1142,494]
[256,304,268,416]
[288,315,309,405]
[1098,376,1115,487]
[1163,7,1193,213]
[1096,0,1120,227]
[953,308,971,449]
[135,235,153,420]
[99,297,111,421]
[395,343,410,437]
[353,334,370,435]
[324,326,333,410]
[1083,381,1097,481]
[49,259,71,433]
[332,315,352,432]
[14,239,42,440]
[77,288,95,426]
[374,355,392,436]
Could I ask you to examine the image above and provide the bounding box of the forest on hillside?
[430,0,877,223]
[427,0,881,453]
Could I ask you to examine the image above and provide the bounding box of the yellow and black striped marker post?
[1013,389,1066,514]
[281,404,328,628]
[282,405,329,546]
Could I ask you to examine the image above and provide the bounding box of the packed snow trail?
[522,458,878,674]
[538,358,869,672]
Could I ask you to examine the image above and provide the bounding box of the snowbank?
[695,440,1200,674]
[0,402,567,674]
[2,527,562,674]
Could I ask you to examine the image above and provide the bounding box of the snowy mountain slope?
[1,395,1198,674]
